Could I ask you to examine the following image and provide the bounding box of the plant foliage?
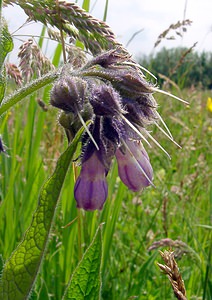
[0,1,211,300]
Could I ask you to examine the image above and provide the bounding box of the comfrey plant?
[50,49,156,210]
[0,1,188,299]
[50,48,185,210]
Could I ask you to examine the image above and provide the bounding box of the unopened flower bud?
[90,85,124,116]
[50,75,87,113]
[87,48,130,68]
[123,95,157,127]
[114,68,153,95]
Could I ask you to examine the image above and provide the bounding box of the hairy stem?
[0,69,60,116]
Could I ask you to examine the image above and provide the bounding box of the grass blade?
[82,0,90,12]
[0,20,13,103]
[103,0,109,21]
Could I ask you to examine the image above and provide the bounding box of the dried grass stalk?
[65,44,87,68]
[47,27,64,43]
[5,62,22,85]
[148,238,201,264]
[148,238,188,252]
[169,42,197,75]
[154,19,192,48]
[18,38,55,82]
[4,0,121,55]
[158,250,187,300]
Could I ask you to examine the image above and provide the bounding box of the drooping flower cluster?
[50,48,169,210]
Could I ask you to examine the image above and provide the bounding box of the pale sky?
[3,0,212,62]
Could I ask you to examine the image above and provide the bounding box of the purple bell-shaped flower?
[115,139,153,192]
[74,151,108,210]
[50,48,183,210]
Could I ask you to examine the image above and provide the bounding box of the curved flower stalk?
[50,48,187,210]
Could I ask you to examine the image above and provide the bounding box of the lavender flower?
[50,48,182,210]
[115,139,153,192]
[74,151,108,210]
[74,115,118,210]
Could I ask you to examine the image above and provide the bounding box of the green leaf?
[0,19,14,103]
[63,225,103,300]
[0,127,84,300]
[52,43,62,67]
[0,22,13,68]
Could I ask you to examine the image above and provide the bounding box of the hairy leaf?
[0,127,84,300]
[0,22,13,69]
[63,225,103,300]
[0,19,13,103]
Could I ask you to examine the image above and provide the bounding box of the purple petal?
[74,152,108,210]
[115,140,153,192]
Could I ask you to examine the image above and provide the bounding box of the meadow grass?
[0,1,211,299]
[0,80,211,299]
